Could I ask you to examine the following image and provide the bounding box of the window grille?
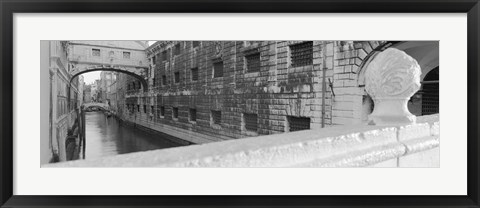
[192,41,200,48]
[191,68,199,81]
[212,110,221,125]
[92,49,100,56]
[174,72,180,83]
[173,107,179,119]
[288,116,311,132]
[190,108,197,122]
[421,82,439,115]
[244,113,258,132]
[162,75,167,86]
[246,53,261,72]
[290,41,313,67]
[213,61,224,78]
[123,51,131,59]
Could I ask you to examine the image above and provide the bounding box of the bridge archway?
[69,65,148,92]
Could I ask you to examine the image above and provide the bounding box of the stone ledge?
[44,115,439,168]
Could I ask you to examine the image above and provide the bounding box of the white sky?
[81,41,157,85]
[82,71,101,85]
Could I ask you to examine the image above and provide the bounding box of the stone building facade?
[41,41,82,164]
[117,41,439,144]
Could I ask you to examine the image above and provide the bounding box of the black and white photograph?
[40,40,439,168]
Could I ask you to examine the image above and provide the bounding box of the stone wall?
[119,41,389,143]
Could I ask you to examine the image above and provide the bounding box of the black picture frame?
[1,0,479,207]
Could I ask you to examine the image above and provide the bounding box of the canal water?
[84,111,185,160]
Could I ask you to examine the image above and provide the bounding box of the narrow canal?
[84,111,185,160]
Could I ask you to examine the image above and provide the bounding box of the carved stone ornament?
[214,41,223,55]
[365,48,421,125]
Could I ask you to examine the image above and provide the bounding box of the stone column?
[365,48,421,125]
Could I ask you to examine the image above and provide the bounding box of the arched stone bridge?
[66,41,149,91]
[82,102,110,111]
[69,64,148,91]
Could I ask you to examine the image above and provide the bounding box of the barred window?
[173,107,179,119]
[213,61,224,78]
[161,51,167,61]
[244,113,258,132]
[191,68,199,81]
[287,116,311,132]
[211,110,221,125]
[174,43,181,56]
[192,41,200,48]
[290,41,313,67]
[174,72,180,83]
[92,49,100,56]
[246,53,261,73]
[189,108,197,122]
[123,51,131,59]
[162,75,167,86]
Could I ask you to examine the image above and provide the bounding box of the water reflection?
[85,112,184,160]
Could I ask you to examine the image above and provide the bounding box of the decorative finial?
[365,48,421,125]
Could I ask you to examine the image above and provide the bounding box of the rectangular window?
[160,106,165,117]
[152,56,156,64]
[173,107,179,119]
[174,72,180,83]
[174,43,181,56]
[123,51,131,59]
[162,75,167,86]
[92,49,100,56]
[137,105,140,112]
[189,108,197,122]
[246,53,261,72]
[211,110,221,125]
[287,116,311,132]
[192,41,200,48]
[213,61,224,78]
[290,41,313,67]
[144,105,147,113]
[191,68,199,81]
[151,106,154,114]
[244,113,258,132]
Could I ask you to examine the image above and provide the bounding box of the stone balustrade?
[43,114,439,168]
